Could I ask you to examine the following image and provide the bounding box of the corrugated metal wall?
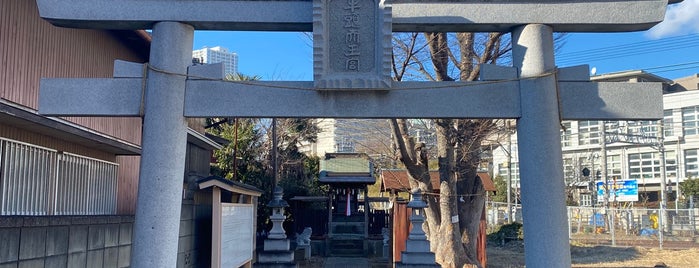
[0,123,115,162]
[0,0,144,146]
[116,155,140,214]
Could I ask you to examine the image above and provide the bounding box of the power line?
[557,34,699,60]
[556,34,699,65]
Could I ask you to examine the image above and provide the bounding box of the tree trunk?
[390,32,506,268]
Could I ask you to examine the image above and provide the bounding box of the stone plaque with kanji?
[313,0,392,89]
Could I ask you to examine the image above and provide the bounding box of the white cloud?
[646,0,699,39]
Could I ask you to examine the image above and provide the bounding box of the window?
[664,110,674,137]
[578,121,600,145]
[498,162,520,188]
[1,138,118,215]
[685,149,699,178]
[561,121,572,147]
[682,106,699,136]
[336,137,355,153]
[580,193,592,207]
[626,120,658,137]
[628,151,677,180]
[608,155,622,177]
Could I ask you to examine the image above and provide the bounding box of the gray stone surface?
[46,226,69,256]
[257,251,294,263]
[69,226,88,253]
[67,252,87,268]
[17,259,43,268]
[513,24,571,267]
[0,263,17,268]
[400,252,437,265]
[104,224,119,247]
[118,224,131,246]
[180,204,194,221]
[104,247,119,268]
[263,239,290,251]
[561,82,663,120]
[313,0,392,89]
[323,257,368,268]
[87,250,104,268]
[37,0,668,32]
[39,78,142,117]
[177,235,193,253]
[184,80,520,119]
[187,63,224,80]
[117,246,130,268]
[49,217,72,226]
[0,228,20,263]
[88,225,106,250]
[179,220,192,237]
[0,217,23,228]
[41,77,663,120]
[130,22,193,268]
[19,227,47,260]
[45,254,68,268]
[403,240,429,253]
[113,60,145,78]
[21,217,49,227]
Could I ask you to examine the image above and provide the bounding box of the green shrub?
[487,222,524,243]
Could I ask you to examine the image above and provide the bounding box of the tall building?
[301,119,392,157]
[192,46,239,75]
[491,71,699,206]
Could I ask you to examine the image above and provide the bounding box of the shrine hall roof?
[380,169,496,193]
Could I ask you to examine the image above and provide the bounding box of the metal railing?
[487,201,698,248]
[0,139,57,215]
[1,138,118,215]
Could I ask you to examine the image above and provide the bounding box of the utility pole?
[600,121,615,246]
[658,121,668,248]
[507,120,513,224]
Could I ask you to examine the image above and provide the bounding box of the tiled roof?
[320,153,371,174]
[380,170,496,192]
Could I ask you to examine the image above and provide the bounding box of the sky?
[192,0,699,81]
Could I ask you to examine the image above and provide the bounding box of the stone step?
[257,250,295,263]
[328,239,366,257]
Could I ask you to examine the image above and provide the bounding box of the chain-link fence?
[487,201,699,248]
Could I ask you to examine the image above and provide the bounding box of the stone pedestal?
[396,190,439,268]
[255,187,297,268]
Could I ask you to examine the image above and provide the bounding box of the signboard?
[596,179,638,202]
[220,203,254,268]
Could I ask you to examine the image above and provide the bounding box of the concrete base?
[258,250,294,263]
[254,263,298,268]
[400,252,437,265]
[403,240,430,253]
[264,239,290,251]
[395,263,440,268]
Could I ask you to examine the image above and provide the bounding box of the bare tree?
[390,32,511,268]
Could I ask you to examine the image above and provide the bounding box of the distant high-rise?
[192,46,238,76]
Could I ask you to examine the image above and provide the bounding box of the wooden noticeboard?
[220,203,254,267]
[200,177,262,268]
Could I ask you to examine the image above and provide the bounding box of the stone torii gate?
[36,0,671,267]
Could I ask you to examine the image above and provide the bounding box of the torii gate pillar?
[513,24,571,267]
[131,22,193,268]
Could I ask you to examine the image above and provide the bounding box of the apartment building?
[192,46,239,76]
[492,71,699,206]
